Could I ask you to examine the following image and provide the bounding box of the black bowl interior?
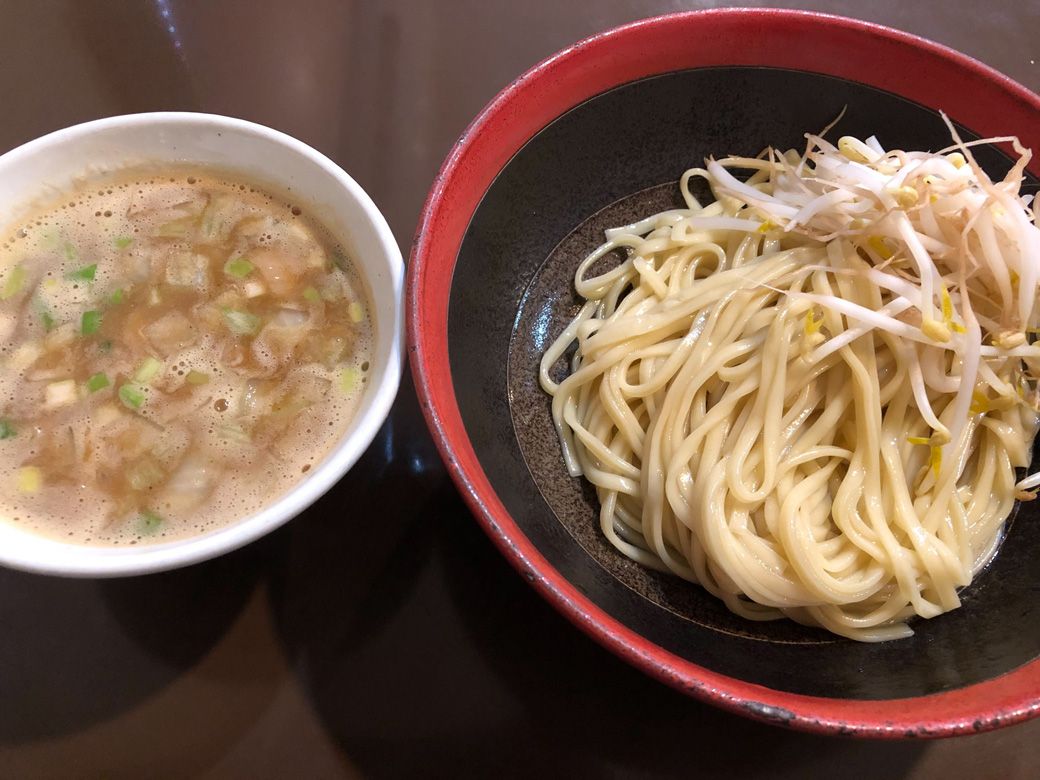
[448,66,1040,699]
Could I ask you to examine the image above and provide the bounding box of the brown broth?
[0,166,373,545]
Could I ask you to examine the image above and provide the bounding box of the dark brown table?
[0,2,1038,777]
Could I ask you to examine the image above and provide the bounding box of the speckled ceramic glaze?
[409,10,1040,736]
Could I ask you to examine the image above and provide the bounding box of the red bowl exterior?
[407,8,1040,737]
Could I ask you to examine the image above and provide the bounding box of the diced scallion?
[185,370,210,385]
[0,419,16,439]
[138,510,163,534]
[110,288,125,305]
[348,302,364,323]
[134,357,163,384]
[17,466,42,493]
[217,423,251,444]
[63,242,77,260]
[118,383,146,409]
[45,379,79,409]
[303,286,321,303]
[223,257,254,278]
[33,295,56,330]
[200,195,228,239]
[81,309,102,335]
[9,343,41,371]
[1,266,26,299]
[114,236,133,249]
[127,459,164,491]
[156,217,195,238]
[86,372,110,393]
[66,264,97,282]
[339,366,360,393]
[222,308,260,336]
[270,396,311,419]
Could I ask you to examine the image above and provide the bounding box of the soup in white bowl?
[0,165,374,545]
[0,112,403,576]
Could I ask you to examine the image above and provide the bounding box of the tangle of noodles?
[539,119,1040,641]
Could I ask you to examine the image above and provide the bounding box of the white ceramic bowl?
[0,112,404,576]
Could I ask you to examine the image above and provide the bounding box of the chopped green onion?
[339,366,360,393]
[66,264,97,282]
[86,372,110,393]
[110,288,125,305]
[134,357,162,384]
[137,510,163,534]
[155,217,195,238]
[0,419,16,439]
[271,395,311,419]
[303,286,321,303]
[34,297,56,331]
[17,466,42,493]
[223,257,255,278]
[331,248,350,271]
[200,195,228,239]
[63,241,77,260]
[348,302,365,323]
[118,383,146,409]
[217,423,251,444]
[114,236,133,249]
[127,459,164,491]
[1,266,27,299]
[45,379,78,408]
[81,309,102,336]
[222,308,260,336]
[185,369,210,385]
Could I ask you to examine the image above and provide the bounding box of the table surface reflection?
[0,1,1038,778]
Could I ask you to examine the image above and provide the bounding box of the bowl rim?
[0,111,405,577]
[407,8,1040,737]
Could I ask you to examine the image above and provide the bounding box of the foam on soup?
[0,166,373,545]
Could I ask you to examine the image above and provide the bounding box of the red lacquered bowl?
[408,9,1040,737]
